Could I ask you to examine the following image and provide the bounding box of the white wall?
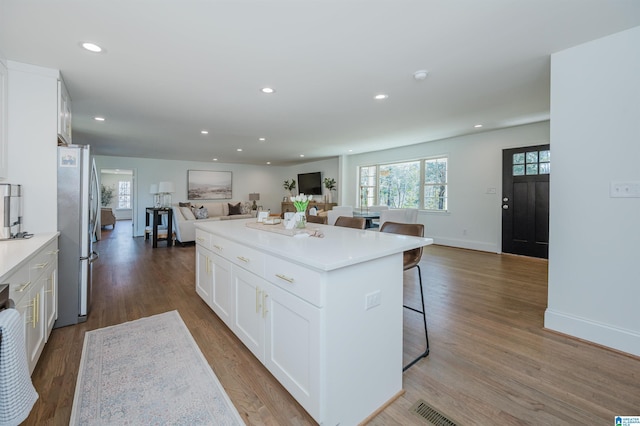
[6,61,59,234]
[343,122,550,252]
[94,155,339,237]
[545,26,640,356]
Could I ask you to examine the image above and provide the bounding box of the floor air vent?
[409,399,457,426]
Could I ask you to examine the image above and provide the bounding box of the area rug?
[70,310,245,425]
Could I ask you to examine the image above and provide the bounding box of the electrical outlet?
[610,181,640,198]
[365,290,381,310]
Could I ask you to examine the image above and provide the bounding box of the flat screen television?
[297,172,322,195]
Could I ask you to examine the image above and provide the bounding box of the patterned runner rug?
[70,310,245,425]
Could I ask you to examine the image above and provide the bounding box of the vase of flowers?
[291,193,313,228]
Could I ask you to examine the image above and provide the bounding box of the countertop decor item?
[291,193,313,228]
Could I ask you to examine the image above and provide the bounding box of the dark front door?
[502,145,550,259]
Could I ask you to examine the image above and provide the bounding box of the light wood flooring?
[24,220,640,425]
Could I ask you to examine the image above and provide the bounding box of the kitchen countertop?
[0,232,60,279]
[195,219,432,272]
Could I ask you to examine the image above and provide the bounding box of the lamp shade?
[149,184,158,194]
[249,193,260,201]
[158,181,174,193]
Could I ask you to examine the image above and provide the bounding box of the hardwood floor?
[24,221,640,425]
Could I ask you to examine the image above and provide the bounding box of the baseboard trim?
[430,237,498,253]
[544,308,640,357]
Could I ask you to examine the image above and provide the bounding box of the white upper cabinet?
[58,77,72,144]
[0,57,8,179]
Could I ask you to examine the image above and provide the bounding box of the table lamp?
[158,181,175,208]
[249,193,260,210]
[150,183,160,207]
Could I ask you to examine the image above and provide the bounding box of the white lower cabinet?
[231,266,321,419]
[5,236,58,374]
[196,244,233,325]
[197,236,321,420]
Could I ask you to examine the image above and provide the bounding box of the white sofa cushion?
[179,206,196,220]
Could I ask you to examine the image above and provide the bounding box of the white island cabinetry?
[195,219,432,425]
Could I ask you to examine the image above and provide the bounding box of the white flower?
[290,194,313,202]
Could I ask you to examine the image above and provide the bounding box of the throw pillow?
[179,206,196,220]
[179,202,191,207]
[228,202,242,215]
[194,206,209,219]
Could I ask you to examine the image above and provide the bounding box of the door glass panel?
[540,162,551,174]
[526,163,538,175]
[526,151,538,163]
[539,150,550,162]
[513,153,525,164]
[513,165,525,176]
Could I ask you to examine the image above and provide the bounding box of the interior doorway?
[501,145,550,259]
[99,168,136,239]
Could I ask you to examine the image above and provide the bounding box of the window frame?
[117,180,131,209]
[358,155,448,212]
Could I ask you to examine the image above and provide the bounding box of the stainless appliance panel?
[56,145,96,327]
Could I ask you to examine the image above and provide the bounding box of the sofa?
[171,201,253,244]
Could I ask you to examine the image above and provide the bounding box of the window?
[512,149,550,176]
[358,156,448,211]
[118,181,131,209]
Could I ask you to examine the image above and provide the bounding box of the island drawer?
[265,256,323,307]
[225,240,265,277]
[195,229,211,249]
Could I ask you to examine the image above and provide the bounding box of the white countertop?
[196,219,433,271]
[0,232,60,279]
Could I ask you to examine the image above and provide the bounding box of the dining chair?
[379,208,418,228]
[379,221,429,371]
[306,214,328,225]
[334,216,366,229]
[327,206,353,226]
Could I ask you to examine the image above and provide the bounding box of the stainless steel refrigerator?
[55,145,99,328]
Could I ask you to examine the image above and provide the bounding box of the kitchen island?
[194,219,432,425]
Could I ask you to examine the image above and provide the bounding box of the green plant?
[101,184,115,206]
[283,179,296,192]
[323,177,336,191]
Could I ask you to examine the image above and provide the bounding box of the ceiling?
[1,1,639,166]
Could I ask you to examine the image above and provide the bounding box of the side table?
[145,207,173,248]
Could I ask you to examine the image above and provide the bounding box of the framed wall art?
[187,170,232,200]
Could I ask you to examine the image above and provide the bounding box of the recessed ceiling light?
[212,158,218,161]
[81,42,103,53]
[266,162,271,165]
[374,94,388,100]
[237,148,243,152]
[94,116,105,121]
[300,154,304,158]
[413,70,429,81]
[258,137,266,141]
[474,124,483,128]
[261,87,275,94]
[348,149,353,152]
[201,130,209,134]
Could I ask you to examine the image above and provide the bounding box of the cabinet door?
[195,246,213,306]
[210,254,232,326]
[264,282,321,419]
[21,280,46,374]
[43,265,58,340]
[232,267,265,362]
